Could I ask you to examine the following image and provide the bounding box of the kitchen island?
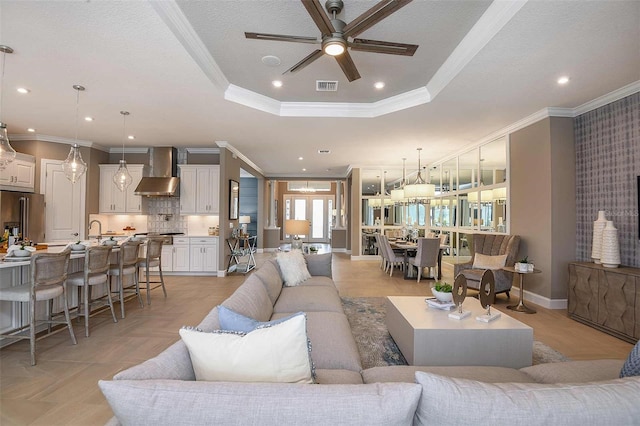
[0,244,117,347]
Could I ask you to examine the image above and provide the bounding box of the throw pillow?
[179,313,314,384]
[414,371,640,426]
[620,340,640,378]
[472,253,508,270]
[276,250,311,286]
[218,305,301,333]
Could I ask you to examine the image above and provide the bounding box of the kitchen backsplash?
[148,198,187,233]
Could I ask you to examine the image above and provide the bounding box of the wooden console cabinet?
[568,262,640,343]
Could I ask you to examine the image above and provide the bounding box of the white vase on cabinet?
[591,210,607,264]
[600,220,620,268]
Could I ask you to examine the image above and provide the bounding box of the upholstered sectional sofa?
[100,252,640,425]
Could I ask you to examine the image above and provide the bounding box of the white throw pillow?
[179,313,314,384]
[472,253,508,270]
[414,371,640,426]
[276,250,311,286]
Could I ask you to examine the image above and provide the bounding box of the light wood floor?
[0,252,633,426]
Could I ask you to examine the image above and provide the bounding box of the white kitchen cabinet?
[99,164,147,214]
[0,153,35,192]
[178,165,219,214]
[160,245,173,272]
[189,237,218,272]
[172,237,190,272]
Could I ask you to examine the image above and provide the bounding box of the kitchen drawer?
[189,237,217,245]
[173,237,190,245]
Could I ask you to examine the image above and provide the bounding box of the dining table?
[389,240,449,281]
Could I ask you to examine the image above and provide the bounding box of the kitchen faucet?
[88,219,102,241]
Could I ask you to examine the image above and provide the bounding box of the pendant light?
[404,148,435,201]
[62,85,88,183]
[112,111,132,192]
[0,45,17,170]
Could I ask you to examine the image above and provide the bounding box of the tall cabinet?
[99,164,148,214]
[178,165,219,214]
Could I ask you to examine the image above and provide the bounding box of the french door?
[284,195,333,243]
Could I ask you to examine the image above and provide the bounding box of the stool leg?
[30,299,36,366]
[118,275,125,319]
[145,265,151,305]
[159,265,167,298]
[105,280,118,324]
[84,285,90,337]
[62,287,77,346]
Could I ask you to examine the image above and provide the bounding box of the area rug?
[341,297,569,369]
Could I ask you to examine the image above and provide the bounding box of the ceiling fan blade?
[335,51,361,82]
[245,32,319,44]
[343,0,413,38]
[350,38,418,56]
[284,49,324,74]
[301,0,335,36]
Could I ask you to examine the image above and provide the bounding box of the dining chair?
[382,235,404,277]
[109,240,143,319]
[67,245,116,337]
[137,237,167,305]
[407,237,440,282]
[0,248,77,365]
[374,233,386,270]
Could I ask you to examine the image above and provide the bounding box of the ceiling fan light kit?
[245,0,417,82]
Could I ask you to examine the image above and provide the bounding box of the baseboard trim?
[511,286,567,310]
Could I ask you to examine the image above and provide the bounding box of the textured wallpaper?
[575,92,639,267]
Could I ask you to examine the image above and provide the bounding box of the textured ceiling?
[1,0,638,178]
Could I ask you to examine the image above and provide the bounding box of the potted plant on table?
[431,282,453,303]
[14,243,32,257]
[515,256,534,272]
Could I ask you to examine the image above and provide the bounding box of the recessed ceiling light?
[302,168,307,172]
[557,76,570,85]
[84,116,93,122]
[128,135,135,140]
[262,55,281,67]
[298,156,303,160]
[27,128,35,132]
[272,80,283,88]
[374,82,385,89]
[17,87,30,94]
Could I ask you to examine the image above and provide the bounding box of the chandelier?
[404,148,435,201]
[61,85,88,183]
[113,111,133,192]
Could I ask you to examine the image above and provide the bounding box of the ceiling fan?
[245,0,418,82]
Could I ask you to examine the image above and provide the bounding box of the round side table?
[502,266,541,314]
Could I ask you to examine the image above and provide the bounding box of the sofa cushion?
[271,311,362,372]
[304,252,332,277]
[179,313,314,384]
[362,365,533,384]
[298,275,336,288]
[218,305,300,333]
[276,250,311,286]
[253,260,283,304]
[620,340,640,378]
[274,285,344,314]
[98,380,422,426]
[521,359,626,383]
[315,369,364,384]
[413,371,640,426]
[113,340,195,381]
[472,253,508,270]
[196,305,221,331]
[222,274,273,322]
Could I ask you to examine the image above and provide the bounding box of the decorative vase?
[600,220,620,268]
[591,210,607,263]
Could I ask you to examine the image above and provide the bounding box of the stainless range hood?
[134,147,180,197]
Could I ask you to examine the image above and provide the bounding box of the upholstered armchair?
[453,234,521,298]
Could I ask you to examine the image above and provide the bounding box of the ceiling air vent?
[318,149,331,154]
[316,80,338,92]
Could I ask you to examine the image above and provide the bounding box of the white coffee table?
[386,296,533,368]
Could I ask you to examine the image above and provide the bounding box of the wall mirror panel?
[362,169,381,196]
[459,149,478,190]
[441,159,457,193]
[430,165,441,194]
[480,138,507,186]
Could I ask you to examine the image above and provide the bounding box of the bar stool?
[137,237,167,305]
[109,240,143,319]
[0,248,77,365]
[67,245,116,337]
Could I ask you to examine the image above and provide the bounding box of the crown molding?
[573,80,640,116]
[8,133,110,152]
[216,141,264,176]
[427,0,528,100]
[149,0,229,92]
[109,147,149,154]
[224,84,281,115]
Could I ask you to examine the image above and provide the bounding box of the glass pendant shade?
[0,123,16,170]
[113,159,132,192]
[61,144,87,183]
